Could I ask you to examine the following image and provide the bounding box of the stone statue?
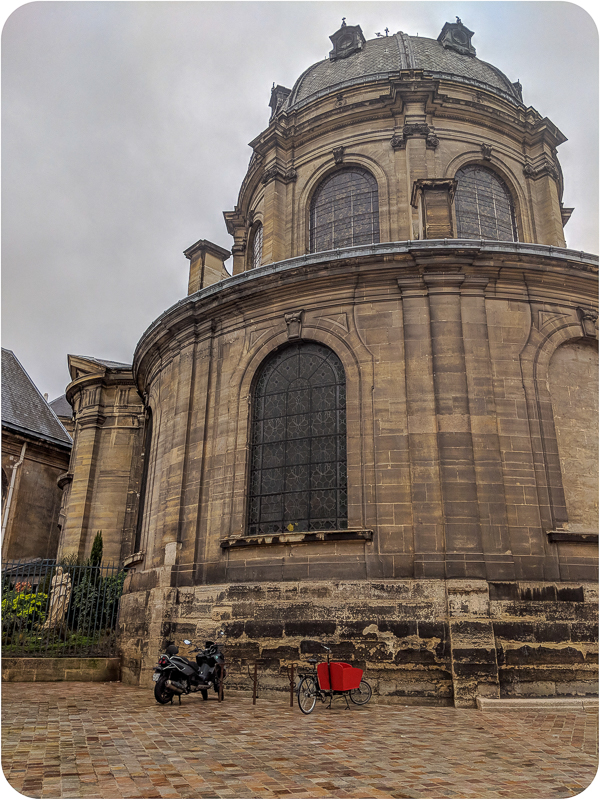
[42,567,72,629]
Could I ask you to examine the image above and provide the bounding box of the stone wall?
[1,432,70,561]
[131,247,598,589]
[119,574,598,707]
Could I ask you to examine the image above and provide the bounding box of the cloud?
[2,1,597,400]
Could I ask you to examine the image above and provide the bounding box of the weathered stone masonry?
[59,20,598,707]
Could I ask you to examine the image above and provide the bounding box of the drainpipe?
[1,442,27,553]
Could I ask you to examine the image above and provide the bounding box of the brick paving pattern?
[2,682,597,799]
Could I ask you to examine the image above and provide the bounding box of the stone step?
[477,696,598,712]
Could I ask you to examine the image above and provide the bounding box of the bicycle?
[296,644,372,714]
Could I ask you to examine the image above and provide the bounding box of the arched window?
[454,165,517,241]
[251,223,263,269]
[310,168,380,252]
[248,342,347,535]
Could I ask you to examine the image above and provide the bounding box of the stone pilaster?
[425,273,483,578]
[176,326,215,585]
[60,402,104,560]
[155,339,198,565]
[461,277,515,580]
[398,276,445,577]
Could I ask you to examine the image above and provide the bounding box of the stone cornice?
[65,369,134,406]
[133,240,597,389]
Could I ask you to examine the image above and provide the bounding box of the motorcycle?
[153,631,226,705]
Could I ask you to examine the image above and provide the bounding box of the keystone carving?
[333,146,345,164]
[284,310,304,340]
[578,307,598,338]
[480,143,492,161]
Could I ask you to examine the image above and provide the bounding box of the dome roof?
[283,30,523,113]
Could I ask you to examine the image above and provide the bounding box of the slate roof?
[284,32,522,112]
[49,394,73,419]
[1,349,72,447]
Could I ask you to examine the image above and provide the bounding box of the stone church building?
[56,20,598,706]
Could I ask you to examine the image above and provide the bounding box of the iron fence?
[1,558,125,657]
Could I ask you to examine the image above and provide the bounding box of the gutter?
[1,422,72,450]
[1,442,27,552]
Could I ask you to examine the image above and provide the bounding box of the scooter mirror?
[183,640,191,645]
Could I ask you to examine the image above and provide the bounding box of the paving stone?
[1,682,598,798]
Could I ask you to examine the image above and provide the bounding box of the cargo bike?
[296,644,372,714]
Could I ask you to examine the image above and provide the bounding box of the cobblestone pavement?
[2,682,598,799]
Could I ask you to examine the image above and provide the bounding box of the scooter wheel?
[154,675,175,705]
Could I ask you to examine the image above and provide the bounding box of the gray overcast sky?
[2,1,598,402]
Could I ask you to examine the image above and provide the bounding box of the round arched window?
[248,342,347,535]
[454,165,517,241]
[309,168,380,253]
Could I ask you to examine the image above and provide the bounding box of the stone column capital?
[397,275,427,297]
[423,272,465,293]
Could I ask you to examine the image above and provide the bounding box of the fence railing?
[2,558,125,658]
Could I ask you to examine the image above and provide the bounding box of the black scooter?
[153,632,225,704]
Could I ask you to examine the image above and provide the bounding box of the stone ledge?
[2,657,121,683]
[220,529,373,549]
[477,696,598,711]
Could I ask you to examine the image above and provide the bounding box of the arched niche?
[548,339,599,532]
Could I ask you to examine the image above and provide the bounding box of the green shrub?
[1,591,48,630]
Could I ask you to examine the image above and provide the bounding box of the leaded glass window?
[248,342,347,535]
[310,168,380,253]
[251,223,263,269]
[454,165,517,241]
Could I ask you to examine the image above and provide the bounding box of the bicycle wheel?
[297,676,318,714]
[349,679,372,705]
